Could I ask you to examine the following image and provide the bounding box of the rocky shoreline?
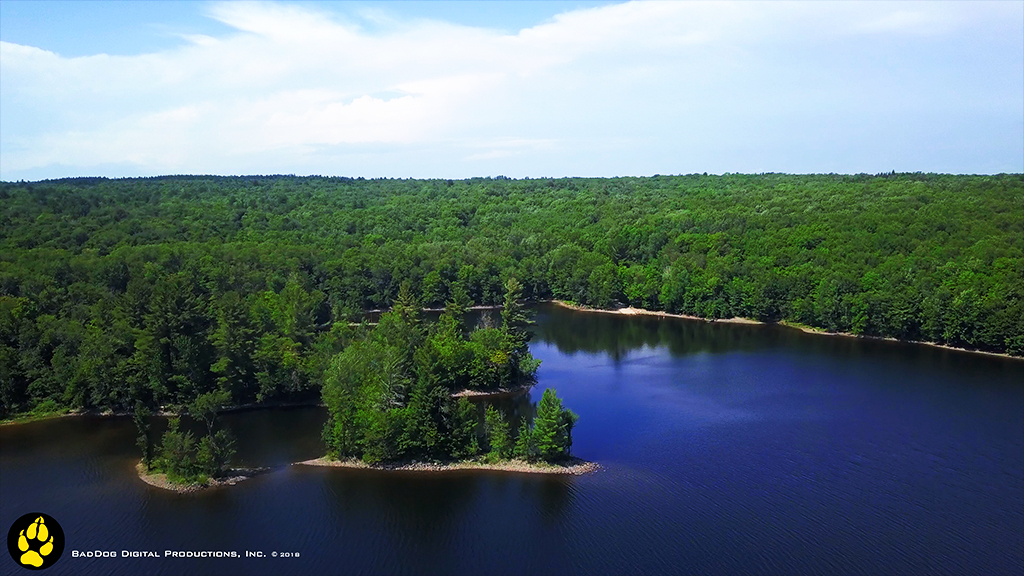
[135,462,271,493]
[296,456,599,476]
[451,384,534,399]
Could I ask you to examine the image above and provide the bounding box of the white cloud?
[1,1,1021,179]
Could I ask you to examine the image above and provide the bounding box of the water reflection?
[530,303,780,359]
[2,306,1022,576]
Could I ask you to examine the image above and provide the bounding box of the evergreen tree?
[484,405,511,461]
[445,281,473,330]
[449,398,479,459]
[533,388,576,461]
[158,418,196,479]
[393,280,420,327]
[133,400,152,470]
[512,419,535,461]
[501,277,529,336]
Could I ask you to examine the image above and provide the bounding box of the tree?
[189,388,230,435]
[421,270,445,307]
[512,419,535,461]
[533,388,576,462]
[484,405,511,461]
[501,277,529,334]
[133,400,152,470]
[196,429,236,477]
[393,280,420,327]
[157,418,196,479]
[445,281,473,331]
[321,339,381,457]
[449,397,479,459]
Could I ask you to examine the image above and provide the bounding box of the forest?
[0,172,1021,418]
[318,278,576,465]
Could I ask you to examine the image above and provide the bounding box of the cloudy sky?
[1,1,1021,180]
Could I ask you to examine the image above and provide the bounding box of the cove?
[1,304,1021,575]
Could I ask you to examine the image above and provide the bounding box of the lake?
[2,303,1022,575]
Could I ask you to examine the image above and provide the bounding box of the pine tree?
[445,281,473,327]
[158,418,196,479]
[450,398,480,459]
[133,400,152,470]
[499,276,540,380]
[501,277,529,335]
[533,388,565,461]
[394,280,420,327]
[485,405,511,461]
[512,419,534,461]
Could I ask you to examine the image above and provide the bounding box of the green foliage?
[512,419,535,462]
[1,173,1020,416]
[152,408,236,483]
[533,388,577,462]
[133,400,152,470]
[196,429,236,477]
[450,398,480,460]
[156,418,196,480]
[31,398,61,416]
[484,405,511,461]
[446,282,472,320]
[319,305,544,464]
[189,388,230,434]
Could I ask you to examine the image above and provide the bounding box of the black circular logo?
[7,513,64,570]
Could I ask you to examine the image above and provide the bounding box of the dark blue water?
[2,304,1022,575]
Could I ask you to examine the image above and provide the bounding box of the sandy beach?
[551,300,1021,360]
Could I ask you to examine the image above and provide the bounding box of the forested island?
[310,278,582,473]
[1,173,1022,425]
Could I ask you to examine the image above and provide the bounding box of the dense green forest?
[1,173,1022,416]
[320,284,575,465]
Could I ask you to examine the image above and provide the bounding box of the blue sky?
[1,1,1021,180]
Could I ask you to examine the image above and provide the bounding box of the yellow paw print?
[17,516,53,568]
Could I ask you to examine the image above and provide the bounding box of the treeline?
[1,173,1022,415]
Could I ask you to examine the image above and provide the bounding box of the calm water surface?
[2,304,1022,575]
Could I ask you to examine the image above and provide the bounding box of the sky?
[1,1,1021,180]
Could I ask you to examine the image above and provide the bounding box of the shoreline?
[1,400,326,427]
[135,462,270,493]
[452,384,534,399]
[2,387,533,427]
[551,300,764,325]
[550,300,1022,360]
[295,456,599,476]
[137,455,599,494]
[6,300,1017,428]
[364,304,505,314]
[3,384,541,427]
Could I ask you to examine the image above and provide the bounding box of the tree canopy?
[1,172,1021,417]
[321,280,542,464]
